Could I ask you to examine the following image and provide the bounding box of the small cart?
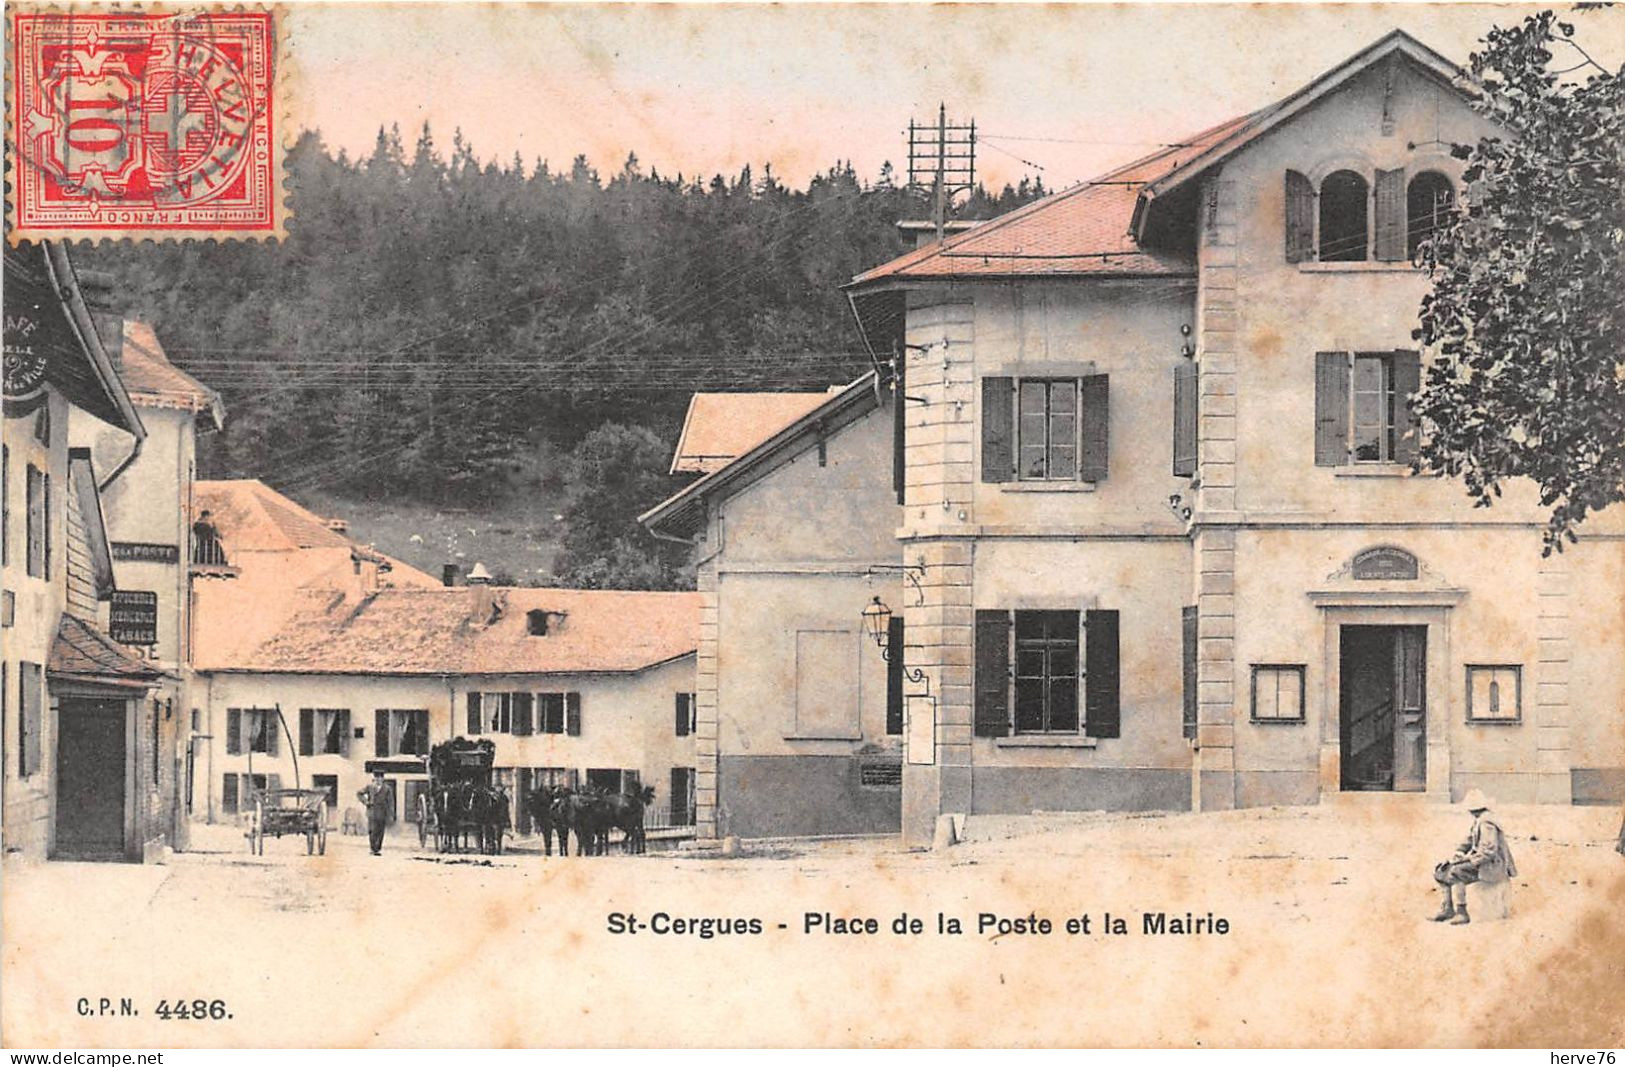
[246,788,329,856]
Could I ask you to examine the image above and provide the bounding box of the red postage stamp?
[7,7,285,242]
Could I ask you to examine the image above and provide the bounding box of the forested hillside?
[84,127,1044,500]
[81,125,1044,584]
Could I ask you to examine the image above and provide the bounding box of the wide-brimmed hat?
[1461,788,1493,812]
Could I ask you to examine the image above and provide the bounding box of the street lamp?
[862,596,892,653]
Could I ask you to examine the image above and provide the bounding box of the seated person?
[1432,789,1516,925]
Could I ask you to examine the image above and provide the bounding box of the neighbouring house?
[80,321,226,852]
[2,243,174,862]
[192,579,701,837]
[642,376,905,839]
[833,29,1625,844]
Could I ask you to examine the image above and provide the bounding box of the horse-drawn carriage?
[245,788,328,856]
[417,738,511,854]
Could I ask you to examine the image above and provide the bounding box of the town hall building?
[650,30,1625,845]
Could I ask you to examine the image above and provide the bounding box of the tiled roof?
[216,587,701,676]
[850,113,1254,284]
[48,614,164,684]
[671,391,838,474]
[195,479,364,553]
[120,322,223,429]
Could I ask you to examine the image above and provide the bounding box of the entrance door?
[55,698,128,859]
[1339,626,1426,791]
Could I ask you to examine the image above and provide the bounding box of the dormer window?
[1319,170,1369,262]
[1285,167,1454,265]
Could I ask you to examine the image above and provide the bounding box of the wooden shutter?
[1084,609,1121,739]
[893,346,907,504]
[267,773,282,795]
[1285,169,1315,263]
[886,615,905,736]
[466,691,481,735]
[222,773,239,815]
[974,610,1011,737]
[565,692,582,736]
[375,709,389,757]
[1079,374,1110,482]
[513,692,534,736]
[338,710,351,758]
[299,708,314,757]
[226,708,241,755]
[1314,352,1350,466]
[981,377,1013,483]
[675,693,691,737]
[1172,363,1198,477]
[264,711,279,756]
[1392,349,1422,464]
[1374,168,1406,261]
[1182,606,1199,742]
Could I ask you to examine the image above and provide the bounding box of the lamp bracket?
[865,563,926,607]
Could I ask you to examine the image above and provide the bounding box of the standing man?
[357,770,392,856]
[1431,789,1516,925]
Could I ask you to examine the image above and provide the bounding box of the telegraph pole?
[908,103,976,240]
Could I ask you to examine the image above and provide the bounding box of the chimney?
[325,517,349,536]
[75,269,124,368]
[467,562,493,586]
[442,564,460,588]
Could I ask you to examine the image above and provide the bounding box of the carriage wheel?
[317,815,328,856]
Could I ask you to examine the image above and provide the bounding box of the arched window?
[1406,171,1454,260]
[1319,170,1369,261]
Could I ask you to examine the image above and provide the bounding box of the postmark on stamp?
[6,7,286,242]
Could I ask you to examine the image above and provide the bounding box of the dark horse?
[523,785,572,856]
[559,789,612,856]
[605,785,657,854]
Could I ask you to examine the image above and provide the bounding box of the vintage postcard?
[2,1,1622,1052]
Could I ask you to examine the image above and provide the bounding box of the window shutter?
[267,773,282,795]
[1084,609,1121,739]
[299,708,314,757]
[565,692,582,736]
[265,712,280,756]
[1314,352,1350,466]
[375,708,389,758]
[1392,349,1422,464]
[466,691,482,736]
[1285,169,1315,263]
[675,693,691,737]
[226,709,241,755]
[1374,168,1406,262]
[886,615,905,736]
[980,377,1013,483]
[339,710,351,758]
[1079,374,1110,482]
[1172,363,1198,477]
[1182,606,1199,742]
[893,348,907,505]
[513,692,534,736]
[222,773,239,815]
[974,610,1012,738]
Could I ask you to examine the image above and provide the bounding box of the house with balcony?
[837,30,1623,844]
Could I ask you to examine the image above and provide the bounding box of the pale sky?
[283,3,1622,189]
